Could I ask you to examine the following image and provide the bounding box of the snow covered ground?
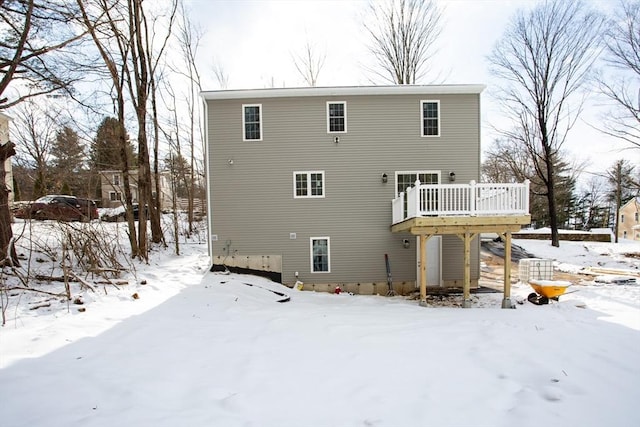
[1,221,639,427]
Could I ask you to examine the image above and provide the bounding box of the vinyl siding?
[207,90,481,286]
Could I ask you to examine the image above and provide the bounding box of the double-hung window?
[396,171,440,217]
[327,101,346,133]
[113,174,120,186]
[310,237,330,273]
[243,104,262,141]
[421,100,440,137]
[294,171,325,198]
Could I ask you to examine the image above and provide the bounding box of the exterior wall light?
[449,171,456,182]
[403,239,410,249]
[228,159,234,165]
[381,173,388,183]
[334,136,340,143]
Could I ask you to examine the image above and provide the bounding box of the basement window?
[310,237,330,273]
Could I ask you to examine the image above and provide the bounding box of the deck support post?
[456,231,476,308]
[419,234,429,306]
[463,232,472,308]
[501,231,514,309]
[394,213,530,308]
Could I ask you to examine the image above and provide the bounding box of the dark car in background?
[15,195,99,222]
[101,203,149,222]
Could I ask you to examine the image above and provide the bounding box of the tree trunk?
[149,76,164,244]
[614,162,622,244]
[0,142,18,265]
[543,151,560,247]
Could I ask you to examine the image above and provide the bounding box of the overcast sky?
[185,0,640,183]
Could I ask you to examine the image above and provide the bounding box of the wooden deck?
[391,181,531,308]
[391,214,531,235]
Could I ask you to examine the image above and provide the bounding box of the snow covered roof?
[201,84,486,100]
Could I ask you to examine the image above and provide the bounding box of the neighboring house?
[618,197,640,241]
[201,85,530,307]
[0,112,14,204]
[99,169,173,210]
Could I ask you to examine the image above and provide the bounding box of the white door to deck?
[396,171,442,287]
[417,236,441,286]
[396,171,439,218]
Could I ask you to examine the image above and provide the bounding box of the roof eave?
[200,84,486,100]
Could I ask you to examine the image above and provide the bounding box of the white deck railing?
[392,180,530,224]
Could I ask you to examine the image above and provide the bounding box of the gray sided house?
[99,169,173,209]
[202,85,530,306]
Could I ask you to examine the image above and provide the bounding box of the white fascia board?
[200,84,486,100]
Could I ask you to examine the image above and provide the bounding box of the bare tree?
[0,0,86,110]
[0,140,17,266]
[76,0,139,257]
[10,100,61,197]
[363,0,442,84]
[597,0,640,150]
[77,0,176,259]
[576,175,610,230]
[483,139,583,230]
[0,0,86,265]
[482,139,533,184]
[143,0,179,247]
[606,159,637,242]
[173,4,203,235]
[212,60,229,89]
[488,0,604,247]
[292,39,326,86]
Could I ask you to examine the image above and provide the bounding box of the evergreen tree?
[51,125,86,194]
[90,117,135,171]
[60,182,71,195]
[52,126,84,172]
[12,175,20,202]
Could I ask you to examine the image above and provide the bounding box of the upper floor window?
[294,171,325,198]
[327,101,347,133]
[635,212,638,222]
[243,104,262,141]
[113,174,120,185]
[421,100,440,137]
[621,214,625,223]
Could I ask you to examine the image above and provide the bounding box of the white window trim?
[113,174,120,185]
[420,100,441,138]
[242,103,263,141]
[310,236,331,273]
[394,170,441,196]
[326,101,347,134]
[293,171,326,199]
